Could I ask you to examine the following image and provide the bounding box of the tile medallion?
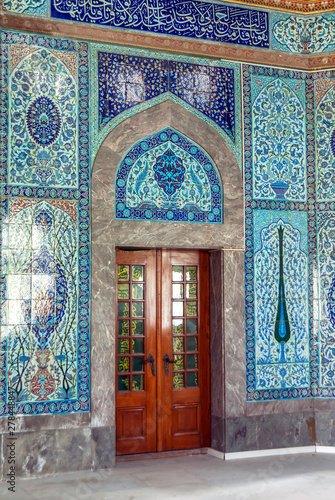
[0,30,90,417]
[115,128,222,223]
[50,0,269,49]
[91,44,242,172]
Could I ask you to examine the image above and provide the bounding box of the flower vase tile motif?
[3,0,48,16]
[252,211,310,396]
[0,31,90,418]
[317,212,335,392]
[272,14,335,55]
[115,128,222,224]
[315,81,335,202]
[251,75,307,202]
[8,46,78,188]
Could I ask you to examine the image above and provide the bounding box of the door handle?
[144,353,156,376]
[163,353,175,375]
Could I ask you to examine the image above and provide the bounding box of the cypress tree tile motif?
[254,212,309,391]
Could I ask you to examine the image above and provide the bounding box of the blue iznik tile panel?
[115,128,222,224]
[98,51,235,141]
[253,210,309,392]
[317,212,335,391]
[91,44,241,171]
[0,31,90,417]
[50,0,269,49]
[251,73,306,202]
[244,64,317,402]
[315,80,335,202]
[3,0,48,16]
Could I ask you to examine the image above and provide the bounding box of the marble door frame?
[91,99,244,457]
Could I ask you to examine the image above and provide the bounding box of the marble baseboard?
[225,412,316,453]
[315,411,335,446]
[0,425,116,479]
[211,415,224,453]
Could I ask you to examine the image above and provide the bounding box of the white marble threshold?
[208,445,335,460]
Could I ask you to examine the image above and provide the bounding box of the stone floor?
[1,452,335,500]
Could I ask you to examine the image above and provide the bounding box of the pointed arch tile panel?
[115,128,222,224]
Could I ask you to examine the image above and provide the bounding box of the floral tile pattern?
[315,81,335,202]
[317,212,335,389]
[0,31,90,417]
[91,44,242,172]
[251,75,306,201]
[3,0,48,16]
[98,52,235,141]
[115,128,222,224]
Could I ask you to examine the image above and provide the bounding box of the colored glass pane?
[187,372,198,387]
[118,320,129,336]
[186,283,197,299]
[172,319,183,335]
[132,375,144,391]
[173,336,184,353]
[172,283,183,299]
[172,302,183,317]
[132,320,144,335]
[187,354,198,369]
[132,265,143,281]
[118,338,129,355]
[172,266,183,281]
[118,357,129,372]
[173,372,184,388]
[132,338,144,354]
[186,336,197,352]
[118,265,129,281]
[118,284,129,299]
[132,356,144,372]
[174,354,184,370]
[118,375,130,391]
[186,319,197,334]
[186,266,197,281]
[132,283,143,299]
[118,302,130,318]
[186,302,197,317]
[132,302,143,317]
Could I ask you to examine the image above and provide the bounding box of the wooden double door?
[115,248,210,455]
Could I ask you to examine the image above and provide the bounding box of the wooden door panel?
[158,249,210,451]
[116,248,210,455]
[115,249,157,455]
